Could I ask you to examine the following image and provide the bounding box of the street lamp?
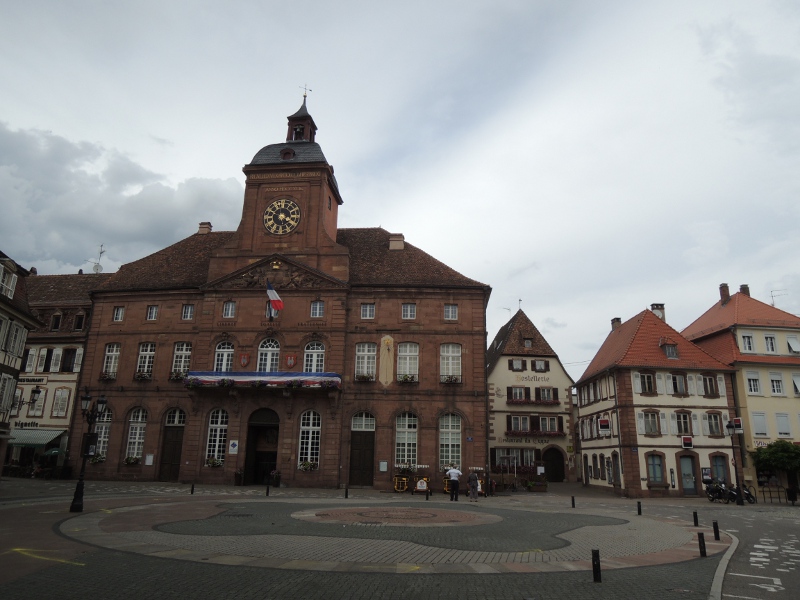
[726,420,745,506]
[69,391,108,513]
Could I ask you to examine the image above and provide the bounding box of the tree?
[749,440,800,478]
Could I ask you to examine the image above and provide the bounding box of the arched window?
[304,341,325,373]
[298,410,321,466]
[257,339,280,372]
[126,408,148,458]
[95,410,112,457]
[395,412,417,465]
[355,342,376,380]
[215,342,234,372]
[397,342,419,382]
[439,413,461,469]
[206,409,228,464]
[165,408,186,426]
[351,412,376,431]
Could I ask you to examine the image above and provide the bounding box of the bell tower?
[207,97,348,282]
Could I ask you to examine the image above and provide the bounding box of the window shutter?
[702,414,710,435]
[687,375,696,395]
[50,348,62,372]
[717,375,726,397]
[558,415,564,432]
[506,415,512,431]
[666,375,674,394]
[535,387,541,401]
[74,348,83,372]
[36,348,48,372]
[506,387,512,400]
[545,360,550,371]
[722,413,729,429]
[633,372,642,393]
[508,359,513,370]
[524,387,531,400]
[670,413,677,434]
[522,360,527,371]
[531,416,540,431]
[656,374,665,395]
[692,414,699,435]
[25,350,36,373]
[553,388,559,401]
[637,412,645,434]
[659,411,668,434]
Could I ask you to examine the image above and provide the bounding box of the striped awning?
[185,371,341,389]
[8,428,66,447]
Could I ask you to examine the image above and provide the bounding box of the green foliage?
[749,440,800,474]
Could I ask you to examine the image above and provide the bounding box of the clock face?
[263,198,301,235]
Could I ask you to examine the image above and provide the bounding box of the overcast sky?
[2,1,799,380]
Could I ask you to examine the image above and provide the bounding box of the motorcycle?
[705,478,728,502]
[730,484,756,504]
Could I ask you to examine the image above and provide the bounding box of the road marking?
[4,548,85,566]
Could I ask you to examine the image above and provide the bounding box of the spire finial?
[299,84,313,99]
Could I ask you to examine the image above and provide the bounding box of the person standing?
[468,470,479,502]
[446,464,462,501]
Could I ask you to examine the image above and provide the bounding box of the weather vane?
[299,84,312,98]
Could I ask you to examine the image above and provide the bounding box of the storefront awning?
[9,429,66,447]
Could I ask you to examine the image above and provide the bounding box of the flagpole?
[267,279,273,322]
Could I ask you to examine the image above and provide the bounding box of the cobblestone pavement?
[0,479,735,599]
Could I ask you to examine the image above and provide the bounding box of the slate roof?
[486,309,557,371]
[576,309,732,385]
[0,250,37,323]
[249,141,328,166]
[26,273,111,306]
[95,228,487,293]
[337,228,488,289]
[682,291,800,341]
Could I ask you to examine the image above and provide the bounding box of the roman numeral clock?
[263,198,301,235]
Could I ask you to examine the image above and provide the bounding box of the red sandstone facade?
[68,100,491,489]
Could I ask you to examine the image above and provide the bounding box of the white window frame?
[511,415,530,431]
[172,342,192,375]
[310,300,324,318]
[746,371,761,395]
[146,305,158,321]
[351,411,376,431]
[103,343,120,378]
[51,388,69,417]
[440,343,462,383]
[206,409,228,463]
[540,416,558,432]
[214,341,234,372]
[395,412,417,465]
[298,410,321,466]
[776,413,791,438]
[360,303,375,319]
[182,304,195,320]
[95,411,112,456]
[770,372,785,396]
[165,408,186,426]
[439,413,461,469]
[137,342,156,375]
[765,335,777,353]
[126,408,148,458]
[401,303,416,320]
[355,342,376,380]
[257,338,280,372]
[397,342,419,382]
[222,301,236,319]
[752,411,768,437]
[444,304,458,320]
[741,333,754,352]
[303,341,325,373]
[0,265,18,298]
[112,306,125,322]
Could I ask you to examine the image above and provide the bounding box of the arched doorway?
[543,447,565,482]
[246,409,280,485]
[159,408,185,482]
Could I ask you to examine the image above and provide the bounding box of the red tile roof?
[577,309,732,385]
[682,291,800,341]
[27,273,112,305]
[487,309,558,371]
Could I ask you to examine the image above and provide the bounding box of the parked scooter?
[729,484,757,504]
[704,478,729,502]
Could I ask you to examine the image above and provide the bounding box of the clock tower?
[208,97,349,282]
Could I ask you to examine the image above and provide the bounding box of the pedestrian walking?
[468,470,479,502]
[446,464,462,501]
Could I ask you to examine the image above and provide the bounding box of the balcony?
[184,371,341,391]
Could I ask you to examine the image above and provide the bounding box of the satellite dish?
[92,263,103,273]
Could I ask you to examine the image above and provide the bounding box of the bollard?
[592,549,601,583]
[266,484,270,497]
[693,511,698,527]
[426,489,430,501]
[345,487,349,499]
[698,532,707,557]
[713,521,720,541]
[637,501,642,515]
[191,483,195,495]
[572,496,575,508]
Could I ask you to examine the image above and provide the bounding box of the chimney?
[611,317,622,331]
[29,267,37,275]
[651,303,665,321]
[78,269,83,275]
[720,283,730,305]
[197,222,213,235]
[388,233,405,250]
[740,284,750,297]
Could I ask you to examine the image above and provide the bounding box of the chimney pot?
[720,283,730,305]
[611,317,622,331]
[651,303,666,321]
[198,222,213,235]
[740,284,750,297]
[388,233,405,250]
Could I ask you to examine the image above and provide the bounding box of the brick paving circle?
[294,506,501,527]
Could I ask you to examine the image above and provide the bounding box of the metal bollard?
[693,511,698,527]
[345,487,349,499]
[191,483,195,495]
[426,489,430,501]
[713,521,720,541]
[592,549,601,583]
[266,484,270,497]
[572,496,575,508]
[637,501,642,515]
[698,532,707,557]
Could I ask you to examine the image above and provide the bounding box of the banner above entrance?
[185,371,341,390]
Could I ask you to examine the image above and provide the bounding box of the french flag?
[267,281,284,319]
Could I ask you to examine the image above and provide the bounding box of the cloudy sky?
[2,1,799,380]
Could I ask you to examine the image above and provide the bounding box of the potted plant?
[297,461,318,471]
[184,377,202,389]
[169,371,186,381]
[216,378,235,388]
[134,371,152,381]
[441,375,461,384]
[89,454,106,464]
[397,374,417,383]
[527,475,548,492]
[355,373,375,382]
[270,469,281,486]
[99,371,116,382]
[206,457,223,467]
[123,456,140,465]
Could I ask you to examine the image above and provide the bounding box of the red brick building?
[70,99,491,489]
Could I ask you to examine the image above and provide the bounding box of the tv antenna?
[770,289,788,307]
[87,244,105,273]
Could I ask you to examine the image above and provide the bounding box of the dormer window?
[663,344,678,359]
[524,339,532,348]
[281,148,296,160]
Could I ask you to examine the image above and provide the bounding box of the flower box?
[297,461,318,472]
[123,456,141,465]
[397,375,418,384]
[134,372,152,381]
[440,375,462,384]
[354,374,375,382]
[169,372,186,382]
[99,372,116,382]
[206,458,224,467]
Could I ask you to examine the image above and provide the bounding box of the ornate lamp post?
[69,392,108,513]
[726,420,745,506]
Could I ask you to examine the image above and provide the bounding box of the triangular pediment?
[204,255,347,291]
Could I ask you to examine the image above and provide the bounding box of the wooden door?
[348,431,375,486]
[159,427,184,481]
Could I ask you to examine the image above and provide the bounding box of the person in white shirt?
[445,465,462,501]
